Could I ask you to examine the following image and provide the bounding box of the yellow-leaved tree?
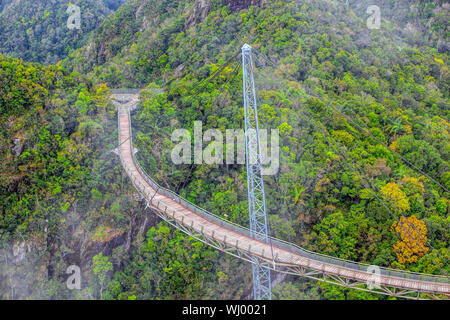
[391,216,429,264]
[381,182,410,213]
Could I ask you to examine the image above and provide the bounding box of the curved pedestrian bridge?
[113,92,449,300]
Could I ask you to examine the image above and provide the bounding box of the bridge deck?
[114,94,449,297]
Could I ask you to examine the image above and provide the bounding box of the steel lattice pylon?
[242,44,272,300]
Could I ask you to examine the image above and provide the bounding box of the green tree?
[92,253,113,299]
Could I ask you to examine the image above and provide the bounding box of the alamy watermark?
[67,5,81,30]
[366,265,381,290]
[66,265,81,290]
[336,1,381,30]
[366,5,381,30]
[171,121,280,176]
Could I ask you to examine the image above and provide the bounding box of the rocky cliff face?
[185,0,211,29]
[185,0,266,29]
[222,0,265,12]
[0,186,160,299]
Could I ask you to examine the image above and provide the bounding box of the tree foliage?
[391,216,429,264]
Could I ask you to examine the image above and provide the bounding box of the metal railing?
[111,89,144,95]
[118,106,449,288]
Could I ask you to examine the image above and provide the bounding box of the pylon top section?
[242,43,252,52]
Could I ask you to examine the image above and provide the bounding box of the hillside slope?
[0,54,130,299]
[0,0,448,300]
[0,0,127,64]
[64,0,449,86]
[0,52,253,300]
[62,0,449,299]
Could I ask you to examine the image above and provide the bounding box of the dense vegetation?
[0,0,448,300]
[0,53,130,299]
[84,0,448,299]
[0,52,252,300]
[0,0,127,64]
[350,0,449,52]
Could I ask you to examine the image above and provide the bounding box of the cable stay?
[253,51,450,271]
[178,50,241,110]
[252,54,448,276]
[174,58,242,193]
[254,49,449,194]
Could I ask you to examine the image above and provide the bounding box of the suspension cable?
[251,57,284,265]
[254,52,450,271]
[178,50,241,110]
[254,54,449,275]
[254,49,449,194]
[175,58,242,193]
[253,56,295,246]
